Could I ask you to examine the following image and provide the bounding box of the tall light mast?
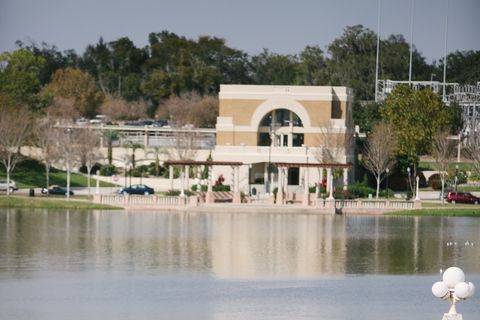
[442,0,449,101]
[374,0,381,103]
[408,0,415,84]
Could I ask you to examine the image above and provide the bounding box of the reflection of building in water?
[3,211,480,277]
[208,214,347,278]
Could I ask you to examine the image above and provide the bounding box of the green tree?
[250,49,300,85]
[437,50,480,84]
[380,85,460,168]
[0,49,45,110]
[44,67,104,118]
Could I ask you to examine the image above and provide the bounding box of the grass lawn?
[0,195,121,210]
[389,201,480,216]
[388,208,480,217]
[0,159,117,189]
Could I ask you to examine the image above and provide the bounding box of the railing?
[333,199,416,210]
[95,194,183,207]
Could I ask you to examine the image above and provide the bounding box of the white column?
[208,166,213,192]
[284,168,289,194]
[264,163,269,194]
[278,168,283,195]
[195,166,201,189]
[169,165,174,190]
[95,170,100,194]
[415,176,420,201]
[304,167,310,194]
[180,166,185,197]
[235,166,240,193]
[343,167,349,190]
[319,167,324,184]
[270,168,275,194]
[326,168,332,192]
[185,165,190,190]
[328,168,334,200]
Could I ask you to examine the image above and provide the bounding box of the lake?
[0,209,479,319]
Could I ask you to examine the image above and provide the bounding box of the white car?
[0,180,18,192]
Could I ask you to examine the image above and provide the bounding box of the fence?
[332,199,417,210]
[95,194,183,207]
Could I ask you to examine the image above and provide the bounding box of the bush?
[309,184,326,194]
[380,188,394,198]
[165,189,194,196]
[191,184,208,192]
[213,184,230,192]
[348,182,375,198]
[130,165,149,177]
[99,164,117,176]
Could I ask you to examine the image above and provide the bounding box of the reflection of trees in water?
[344,216,480,274]
[2,210,480,278]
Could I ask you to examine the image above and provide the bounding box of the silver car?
[0,180,18,192]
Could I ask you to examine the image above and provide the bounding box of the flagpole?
[374,0,381,103]
[408,0,415,84]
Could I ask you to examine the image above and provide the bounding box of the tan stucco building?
[212,84,355,196]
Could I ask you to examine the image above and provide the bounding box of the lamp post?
[455,164,459,192]
[407,167,412,198]
[385,168,390,199]
[432,267,475,319]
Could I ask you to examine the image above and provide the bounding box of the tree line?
[1,25,479,124]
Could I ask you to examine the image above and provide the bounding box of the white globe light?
[454,282,470,299]
[443,267,465,289]
[432,281,449,298]
[467,282,475,298]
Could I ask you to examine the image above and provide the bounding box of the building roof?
[165,160,243,166]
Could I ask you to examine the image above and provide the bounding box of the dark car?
[42,185,74,196]
[445,191,480,204]
[118,184,154,195]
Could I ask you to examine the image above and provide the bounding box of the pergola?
[164,160,243,199]
[274,162,353,203]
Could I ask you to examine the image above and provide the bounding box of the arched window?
[258,109,304,147]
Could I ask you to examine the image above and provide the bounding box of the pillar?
[319,167,324,184]
[144,125,149,147]
[303,166,310,206]
[233,166,241,204]
[415,176,420,201]
[327,168,334,200]
[270,168,275,195]
[326,168,332,192]
[206,165,214,203]
[284,167,289,195]
[264,163,269,194]
[277,167,284,205]
[195,166,201,191]
[185,165,190,190]
[343,167,349,191]
[180,166,185,197]
[231,166,236,192]
[169,165,174,190]
[95,170,100,195]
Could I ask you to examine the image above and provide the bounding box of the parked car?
[118,184,154,195]
[445,191,480,204]
[0,180,18,192]
[42,185,74,196]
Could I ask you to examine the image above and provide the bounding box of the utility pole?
[442,0,449,101]
[408,0,415,85]
[374,0,381,103]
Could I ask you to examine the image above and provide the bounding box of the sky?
[0,0,479,62]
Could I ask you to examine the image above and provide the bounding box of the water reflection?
[1,210,480,278]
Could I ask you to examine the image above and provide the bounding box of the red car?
[445,192,480,204]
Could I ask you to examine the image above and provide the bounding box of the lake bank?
[0,196,121,210]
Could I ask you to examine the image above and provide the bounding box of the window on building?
[258,133,271,146]
[292,133,304,147]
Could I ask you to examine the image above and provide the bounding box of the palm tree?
[103,130,119,165]
[123,141,143,168]
[146,146,166,176]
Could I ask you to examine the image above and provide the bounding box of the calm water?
[0,209,479,320]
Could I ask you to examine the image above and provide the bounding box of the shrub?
[130,165,149,177]
[348,182,375,198]
[191,184,208,192]
[79,163,102,174]
[100,164,117,176]
[213,184,230,192]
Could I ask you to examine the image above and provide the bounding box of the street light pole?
[385,167,390,199]
[374,0,381,102]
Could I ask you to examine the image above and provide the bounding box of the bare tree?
[76,128,102,195]
[465,131,480,177]
[167,127,199,161]
[33,116,59,189]
[54,127,80,199]
[362,122,397,198]
[313,121,355,164]
[431,131,456,203]
[0,105,31,195]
